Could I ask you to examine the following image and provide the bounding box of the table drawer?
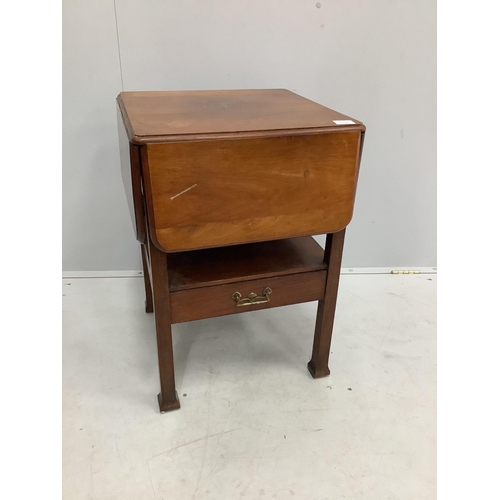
[169,270,327,324]
[142,132,362,252]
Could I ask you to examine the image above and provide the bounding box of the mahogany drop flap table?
[117,89,365,413]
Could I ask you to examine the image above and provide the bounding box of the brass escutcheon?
[232,287,272,307]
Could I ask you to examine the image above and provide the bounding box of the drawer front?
[169,271,327,324]
[143,132,361,252]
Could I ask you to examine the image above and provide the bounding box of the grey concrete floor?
[63,274,436,500]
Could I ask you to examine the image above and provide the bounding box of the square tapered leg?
[308,229,345,378]
[148,238,180,413]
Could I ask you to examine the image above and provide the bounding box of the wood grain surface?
[118,104,146,243]
[167,236,326,291]
[148,237,180,412]
[143,132,362,251]
[308,229,346,378]
[117,89,364,144]
[169,271,327,324]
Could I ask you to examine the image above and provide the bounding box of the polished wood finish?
[308,229,346,378]
[118,104,146,244]
[140,244,153,313]
[170,271,326,324]
[167,236,326,292]
[148,237,180,413]
[143,132,361,251]
[117,89,364,145]
[117,89,365,413]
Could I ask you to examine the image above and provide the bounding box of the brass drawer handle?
[232,287,272,307]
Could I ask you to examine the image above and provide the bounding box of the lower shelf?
[167,236,327,291]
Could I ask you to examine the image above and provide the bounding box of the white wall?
[63,0,436,271]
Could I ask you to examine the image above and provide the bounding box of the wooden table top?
[117,89,364,144]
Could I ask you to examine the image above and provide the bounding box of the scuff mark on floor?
[147,428,242,461]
